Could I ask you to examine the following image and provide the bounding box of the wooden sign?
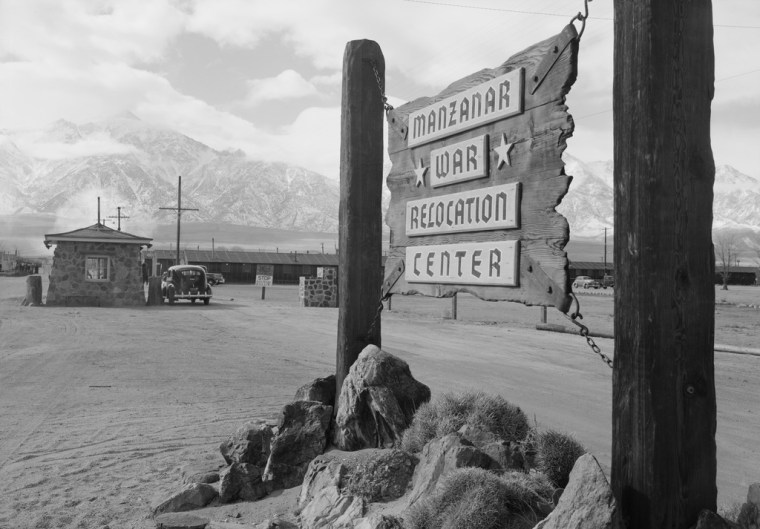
[430,135,489,188]
[384,24,579,311]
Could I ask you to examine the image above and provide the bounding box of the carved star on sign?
[494,133,515,169]
[414,158,428,187]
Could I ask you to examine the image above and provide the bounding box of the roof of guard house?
[44,223,153,249]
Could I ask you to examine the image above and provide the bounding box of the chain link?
[571,0,592,41]
[369,60,394,112]
[365,297,384,344]
[563,293,614,369]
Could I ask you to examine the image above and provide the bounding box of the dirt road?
[0,278,757,528]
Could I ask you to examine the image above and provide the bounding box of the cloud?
[0,0,187,65]
[277,106,341,178]
[243,70,318,106]
[14,131,138,160]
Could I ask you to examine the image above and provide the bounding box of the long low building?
[143,250,759,286]
[145,249,343,284]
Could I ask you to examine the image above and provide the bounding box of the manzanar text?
[408,68,524,147]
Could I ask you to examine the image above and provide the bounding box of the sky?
[0,0,759,180]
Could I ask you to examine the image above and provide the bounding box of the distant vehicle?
[602,274,614,289]
[572,275,601,290]
[161,265,212,305]
[207,272,225,286]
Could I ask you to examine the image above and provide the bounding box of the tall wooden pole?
[176,176,182,265]
[612,2,716,528]
[336,40,384,398]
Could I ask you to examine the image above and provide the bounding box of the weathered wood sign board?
[384,25,578,312]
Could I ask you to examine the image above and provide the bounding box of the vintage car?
[161,265,212,305]
[207,272,225,285]
[572,275,601,290]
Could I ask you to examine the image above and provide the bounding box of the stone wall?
[46,242,145,307]
[299,267,338,308]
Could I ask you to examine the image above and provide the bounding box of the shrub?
[717,502,742,524]
[404,468,553,529]
[534,429,586,488]
[400,392,529,453]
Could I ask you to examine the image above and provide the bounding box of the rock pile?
[156,345,734,529]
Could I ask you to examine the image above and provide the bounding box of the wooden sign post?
[613,1,717,527]
[384,25,579,312]
[335,40,385,397]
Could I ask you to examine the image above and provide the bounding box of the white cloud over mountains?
[243,70,319,106]
[0,0,757,181]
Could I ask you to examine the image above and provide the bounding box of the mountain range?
[0,113,340,232]
[1,114,759,256]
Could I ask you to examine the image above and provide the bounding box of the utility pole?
[603,227,608,274]
[159,176,199,266]
[107,207,130,231]
[613,2,716,528]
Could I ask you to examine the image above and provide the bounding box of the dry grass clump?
[717,502,742,524]
[400,392,529,453]
[534,428,586,488]
[404,467,553,529]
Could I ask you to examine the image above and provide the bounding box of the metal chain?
[365,297,384,344]
[571,0,592,41]
[369,60,394,112]
[563,293,614,369]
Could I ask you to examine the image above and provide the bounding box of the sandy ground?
[0,277,758,528]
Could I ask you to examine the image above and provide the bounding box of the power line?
[403,0,760,28]
[403,0,604,19]
[716,68,760,83]
[574,67,760,120]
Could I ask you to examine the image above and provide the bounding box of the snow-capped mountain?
[558,154,760,238]
[1,115,759,243]
[0,114,339,232]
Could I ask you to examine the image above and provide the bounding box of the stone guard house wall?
[299,267,338,308]
[46,241,145,306]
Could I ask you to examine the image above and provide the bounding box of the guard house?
[44,223,152,306]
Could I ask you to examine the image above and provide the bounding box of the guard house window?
[85,256,110,281]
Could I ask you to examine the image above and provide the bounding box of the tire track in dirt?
[0,348,76,472]
[0,311,89,473]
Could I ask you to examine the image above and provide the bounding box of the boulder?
[219,463,268,503]
[155,512,210,529]
[263,400,333,490]
[333,345,430,451]
[153,483,218,516]
[406,432,493,507]
[295,375,336,406]
[299,485,365,529]
[737,483,760,528]
[219,422,274,466]
[346,449,416,502]
[181,462,221,485]
[353,514,405,529]
[534,453,622,529]
[749,483,760,505]
[299,455,347,509]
